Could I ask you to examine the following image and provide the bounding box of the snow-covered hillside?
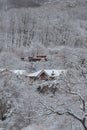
[0,0,87,130]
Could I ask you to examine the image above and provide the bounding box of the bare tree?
[41,91,87,130]
[0,97,11,121]
[40,65,87,130]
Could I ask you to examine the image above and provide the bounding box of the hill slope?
[0,0,87,48]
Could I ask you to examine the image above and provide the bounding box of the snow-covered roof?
[0,68,27,75]
[0,68,66,77]
[45,69,66,77]
[0,68,6,72]
[27,70,43,77]
[10,70,27,75]
[27,69,66,78]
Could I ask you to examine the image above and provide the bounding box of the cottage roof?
[0,68,6,72]
[0,68,10,73]
[45,69,65,77]
[0,68,27,75]
[10,70,27,75]
[27,70,43,77]
[27,69,66,78]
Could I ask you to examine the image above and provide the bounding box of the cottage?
[21,57,25,61]
[28,55,47,62]
[26,69,66,81]
[29,57,41,62]
[37,55,46,58]
[37,55,47,61]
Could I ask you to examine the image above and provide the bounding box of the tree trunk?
[81,119,87,130]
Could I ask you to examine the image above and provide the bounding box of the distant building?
[28,57,41,62]
[37,55,47,60]
[21,55,47,62]
[26,69,66,81]
[28,55,47,62]
[21,57,25,61]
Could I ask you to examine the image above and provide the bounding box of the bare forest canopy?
[0,0,87,49]
[0,0,48,9]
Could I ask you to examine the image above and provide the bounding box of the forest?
[0,0,87,130]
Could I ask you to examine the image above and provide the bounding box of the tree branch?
[69,92,85,112]
[66,109,82,122]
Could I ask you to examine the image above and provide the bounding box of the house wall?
[39,72,48,80]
